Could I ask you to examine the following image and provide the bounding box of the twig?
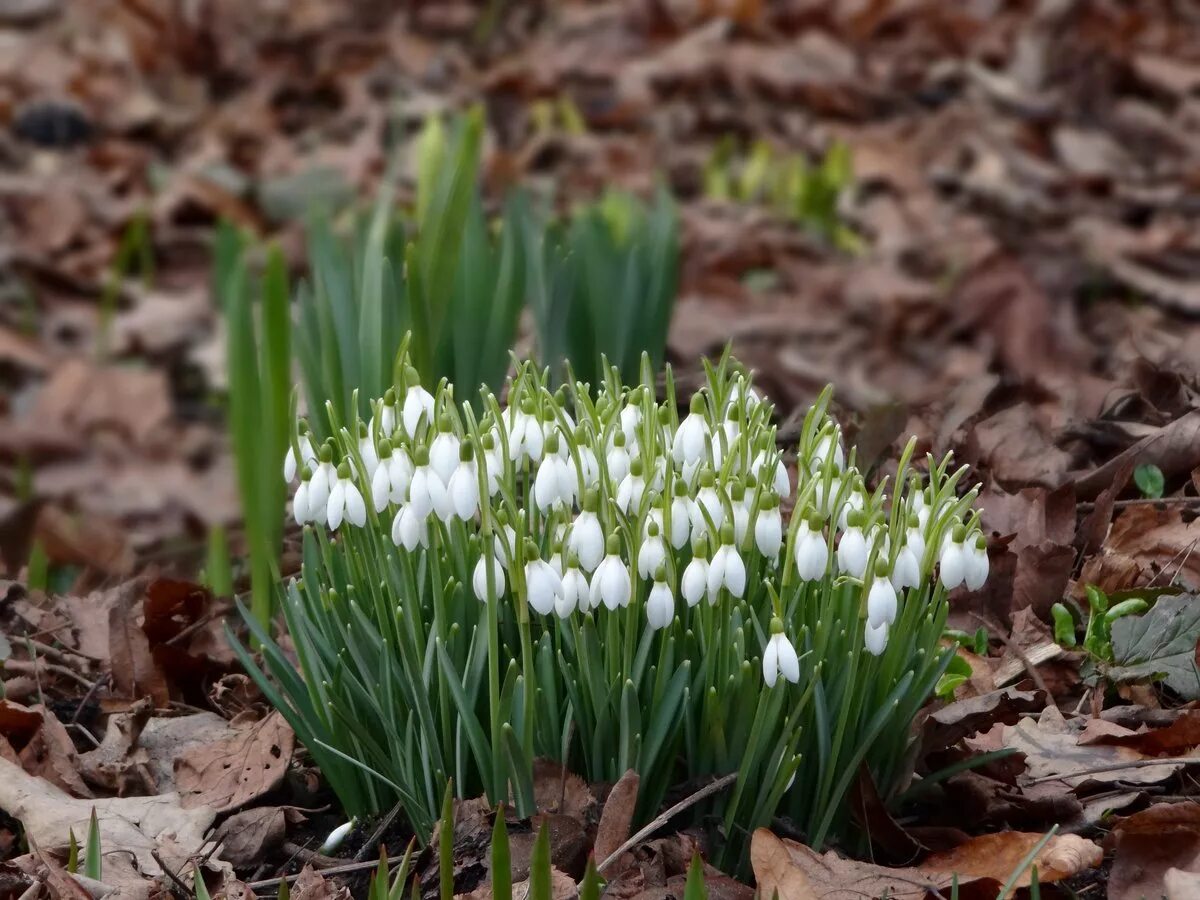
[353,801,403,862]
[71,673,111,725]
[23,637,103,666]
[6,657,96,691]
[282,841,343,869]
[1030,756,1200,784]
[597,772,737,875]
[246,857,399,890]
[1077,496,1200,513]
[151,849,192,895]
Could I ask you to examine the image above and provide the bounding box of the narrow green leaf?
[491,806,512,900]
[528,822,551,900]
[439,779,455,900]
[85,806,102,881]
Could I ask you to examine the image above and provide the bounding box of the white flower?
[494,523,517,568]
[637,527,667,580]
[616,462,645,514]
[327,467,366,530]
[448,457,480,521]
[534,442,575,511]
[867,574,898,629]
[402,381,435,435]
[359,431,380,482]
[753,450,790,499]
[309,459,334,513]
[619,400,641,446]
[793,518,829,581]
[371,459,393,513]
[673,396,710,467]
[810,427,845,473]
[472,555,506,602]
[379,395,397,437]
[579,445,600,488]
[606,435,631,485]
[939,532,966,590]
[293,478,312,525]
[283,433,317,483]
[391,504,427,551]
[525,557,563,616]
[964,535,989,591]
[681,555,709,607]
[507,404,544,465]
[891,545,921,591]
[864,620,888,656]
[668,491,691,550]
[646,576,675,630]
[409,453,449,521]
[388,446,414,504]
[690,476,725,541]
[837,521,868,578]
[837,489,865,532]
[755,500,783,558]
[905,521,926,569]
[763,627,800,687]
[559,565,589,617]
[591,549,632,610]
[429,425,460,487]
[707,529,746,599]
[568,509,604,573]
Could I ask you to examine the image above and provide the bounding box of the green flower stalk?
[234,348,988,867]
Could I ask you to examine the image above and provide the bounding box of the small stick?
[353,801,403,862]
[6,658,96,691]
[597,772,737,875]
[246,857,399,890]
[71,673,111,725]
[151,849,192,895]
[1029,756,1200,784]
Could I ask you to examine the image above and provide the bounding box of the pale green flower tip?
[653,563,667,582]
[583,489,599,512]
[951,524,967,543]
[769,617,785,635]
[605,533,621,555]
[319,443,334,463]
[383,387,396,405]
[336,461,351,480]
[459,442,474,462]
[300,466,313,482]
[873,558,889,579]
[522,538,540,559]
[699,468,716,488]
[630,458,644,477]
[646,520,660,538]
[688,393,706,415]
[413,445,430,466]
[974,533,987,551]
[719,522,735,545]
[612,429,627,447]
[378,438,393,456]
[545,432,560,454]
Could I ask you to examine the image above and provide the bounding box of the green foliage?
[439,782,455,900]
[1134,463,1165,499]
[367,843,415,900]
[684,854,708,900]
[1052,585,1151,666]
[531,187,679,389]
[704,137,859,251]
[203,525,234,598]
[85,807,102,881]
[97,210,154,358]
[221,229,292,628]
[66,828,78,874]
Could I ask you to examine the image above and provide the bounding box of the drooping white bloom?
[681,555,709,607]
[616,460,645,514]
[378,392,397,437]
[793,517,829,581]
[283,432,317,483]
[591,545,632,610]
[558,563,589,618]
[493,522,518,568]
[837,520,869,579]
[763,625,800,687]
[293,476,313,525]
[358,430,380,482]
[506,403,544,465]
[891,544,921,591]
[668,487,692,550]
[371,457,393,513]
[964,534,989,591]
[619,398,641,446]
[707,527,746,599]
[578,444,600,488]
[448,455,480,521]
[755,497,783,558]
[525,556,563,616]
[327,466,367,530]
[867,573,898,629]
[810,427,845,473]
[309,458,334,513]
[409,455,450,522]
[673,394,710,467]
[730,484,750,544]
[402,379,435,436]
[864,620,888,656]
[905,518,926,569]
[534,437,576,511]
[429,422,461,487]
[606,432,631,485]
[753,450,790,499]
[637,523,667,580]
[481,434,504,496]
[690,474,725,541]
[388,446,414,504]
[320,820,356,855]
[568,508,604,573]
[837,489,866,532]
[939,530,967,590]
[391,504,427,551]
[646,574,675,630]
[472,555,506,602]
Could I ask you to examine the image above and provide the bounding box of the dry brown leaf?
[212,806,304,867]
[1105,504,1200,590]
[19,705,95,799]
[1108,803,1200,900]
[594,769,639,867]
[1071,410,1200,501]
[175,711,294,813]
[31,359,171,448]
[0,756,214,874]
[108,579,170,706]
[291,865,351,900]
[920,831,1102,888]
[921,686,1043,756]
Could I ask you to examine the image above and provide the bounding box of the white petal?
[724,549,746,597]
[940,544,965,590]
[762,636,780,687]
[345,483,367,527]
[864,621,888,656]
[293,482,310,525]
[681,559,708,607]
[283,446,297,483]
[777,637,800,683]
[327,481,346,530]
[372,465,392,513]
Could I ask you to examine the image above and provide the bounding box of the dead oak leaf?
[920,832,1102,888]
[212,806,305,868]
[175,711,293,813]
[594,769,639,869]
[1108,803,1200,900]
[291,866,351,900]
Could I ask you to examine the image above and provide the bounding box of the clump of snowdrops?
[231,349,989,868]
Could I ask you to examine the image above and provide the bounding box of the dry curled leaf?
[594,769,639,867]
[920,831,1101,888]
[175,711,294,813]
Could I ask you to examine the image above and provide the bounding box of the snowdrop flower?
[507,400,544,465]
[283,424,317,483]
[646,566,675,630]
[480,432,504,496]
[814,473,842,518]
[534,434,576,511]
[447,444,480,520]
[408,446,449,521]
[904,514,926,569]
[558,555,589,618]
[891,542,921,592]
[568,495,605,572]
[616,458,645,515]
[730,482,750,545]
[401,370,435,435]
[320,820,356,855]
[667,481,692,550]
[939,526,967,590]
[371,439,398,512]
[690,469,725,542]
[577,433,600,488]
[606,430,631,485]
[753,448,791,499]
[763,619,800,688]
[493,516,518,568]
[524,545,563,616]
[619,393,642,446]
[377,389,397,437]
[472,553,506,602]
[308,446,335,514]
[388,444,414,504]
[964,533,989,591]
[864,620,888,656]
[837,488,866,532]
[793,514,829,582]
[673,394,710,467]
[637,521,667,580]
[866,565,898,629]
[293,468,314,525]
[707,525,746,599]
[590,536,632,610]
[755,493,783,558]
[390,504,426,550]
[356,424,380,482]
[681,544,710,607]
[837,513,869,578]
[810,426,845,473]
[429,416,461,487]
[327,463,366,530]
